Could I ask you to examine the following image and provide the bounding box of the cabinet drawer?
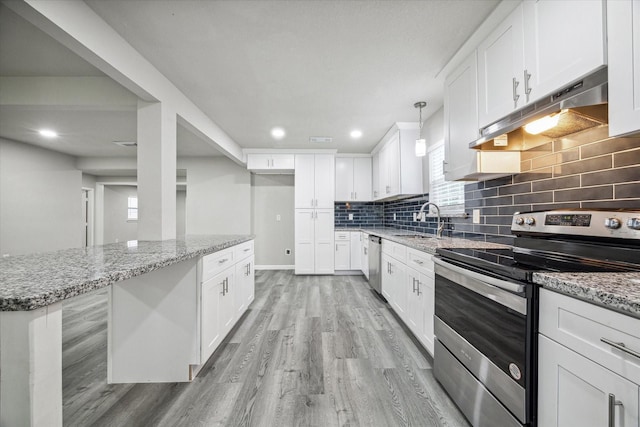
[335,231,350,241]
[202,248,235,282]
[406,248,434,276]
[234,240,254,260]
[540,288,640,385]
[382,239,406,263]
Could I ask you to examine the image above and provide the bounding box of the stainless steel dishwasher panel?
[368,235,382,294]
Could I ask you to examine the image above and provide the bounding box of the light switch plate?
[473,209,481,224]
[348,213,354,220]
[276,214,281,221]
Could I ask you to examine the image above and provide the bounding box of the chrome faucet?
[418,202,444,239]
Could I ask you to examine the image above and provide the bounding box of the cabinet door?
[246,154,272,170]
[477,3,525,127]
[362,239,369,279]
[608,0,640,137]
[386,135,401,196]
[295,209,315,274]
[295,154,316,208]
[381,254,394,302]
[353,157,372,201]
[444,51,480,181]
[389,258,407,319]
[235,256,254,316]
[420,272,435,356]
[220,269,236,337]
[201,274,224,361]
[523,0,605,104]
[349,232,361,271]
[372,152,380,199]
[335,157,354,201]
[406,267,423,337]
[271,154,295,170]
[314,154,335,208]
[314,209,335,274]
[538,335,640,427]
[334,240,350,270]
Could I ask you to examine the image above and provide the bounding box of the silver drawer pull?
[218,258,228,264]
[244,248,250,252]
[608,393,622,427]
[413,259,424,265]
[601,338,640,359]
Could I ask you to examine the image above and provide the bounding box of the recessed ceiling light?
[38,129,58,138]
[271,127,286,140]
[350,130,362,139]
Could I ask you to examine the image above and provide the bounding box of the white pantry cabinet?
[373,124,423,200]
[246,153,295,173]
[335,156,372,202]
[477,0,606,128]
[295,209,334,274]
[608,0,640,137]
[295,154,335,208]
[538,289,640,427]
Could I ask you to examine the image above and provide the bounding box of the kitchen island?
[0,235,254,427]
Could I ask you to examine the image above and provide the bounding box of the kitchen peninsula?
[0,235,255,427]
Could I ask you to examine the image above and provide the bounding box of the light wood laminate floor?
[62,271,469,426]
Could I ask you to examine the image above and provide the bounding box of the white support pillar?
[137,100,177,241]
[0,303,63,427]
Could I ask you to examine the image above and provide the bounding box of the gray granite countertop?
[0,235,254,311]
[534,272,640,319]
[335,227,509,253]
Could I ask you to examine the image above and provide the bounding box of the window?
[428,141,465,214]
[127,196,138,220]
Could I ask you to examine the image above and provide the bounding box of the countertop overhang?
[0,235,254,311]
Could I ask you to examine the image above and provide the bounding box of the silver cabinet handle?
[523,69,532,103]
[601,337,640,359]
[442,159,448,173]
[354,192,357,200]
[218,258,228,265]
[244,248,250,252]
[336,244,338,252]
[364,247,367,255]
[413,259,424,265]
[608,393,622,427]
[512,77,520,108]
[311,199,314,207]
[416,281,421,296]
[412,278,417,293]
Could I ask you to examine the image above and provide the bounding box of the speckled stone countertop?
[335,227,509,253]
[534,272,640,319]
[0,235,254,312]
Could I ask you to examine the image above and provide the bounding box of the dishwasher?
[368,235,382,294]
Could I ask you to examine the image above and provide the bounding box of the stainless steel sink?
[395,234,433,240]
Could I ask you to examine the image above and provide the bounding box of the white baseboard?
[255,265,295,270]
[334,270,365,276]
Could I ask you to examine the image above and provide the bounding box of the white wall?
[103,185,138,244]
[251,174,295,267]
[181,157,251,235]
[176,189,186,238]
[0,138,82,255]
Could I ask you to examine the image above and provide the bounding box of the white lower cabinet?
[334,231,351,270]
[361,233,369,279]
[382,242,435,356]
[350,232,362,271]
[199,241,254,366]
[538,289,640,427]
[295,209,334,274]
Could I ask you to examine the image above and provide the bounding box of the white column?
[137,100,177,240]
[0,303,63,427]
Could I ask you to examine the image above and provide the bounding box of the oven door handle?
[433,258,527,315]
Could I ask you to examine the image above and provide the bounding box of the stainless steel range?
[433,209,640,427]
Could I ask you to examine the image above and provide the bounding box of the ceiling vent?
[113,141,138,147]
[309,136,332,144]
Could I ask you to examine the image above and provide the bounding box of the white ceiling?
[1,0,500,160]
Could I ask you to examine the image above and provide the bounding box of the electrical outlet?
[285,249,291,255]
[393,213,396,221]
[473,209,481,224]
[276,214,281,221]
[413,212,417,221]
[348,213,354,220]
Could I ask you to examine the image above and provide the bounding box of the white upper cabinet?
[335,157,372,202]
[372,153,380,200]
[444,50,481,181]
[373,124,423,200]
[608,0,640,137]
[295,154,335,208]
[477,3,525,128]
[477,0,606,129]
[523,0,606,106]
[246,153,295,173]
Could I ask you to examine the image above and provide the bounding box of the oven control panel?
[511,210,640,239]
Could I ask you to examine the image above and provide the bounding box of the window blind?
[428,141,465,214]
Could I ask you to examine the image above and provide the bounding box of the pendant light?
[414,101,427,157]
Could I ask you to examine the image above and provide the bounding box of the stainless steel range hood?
[471,67,608,151]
